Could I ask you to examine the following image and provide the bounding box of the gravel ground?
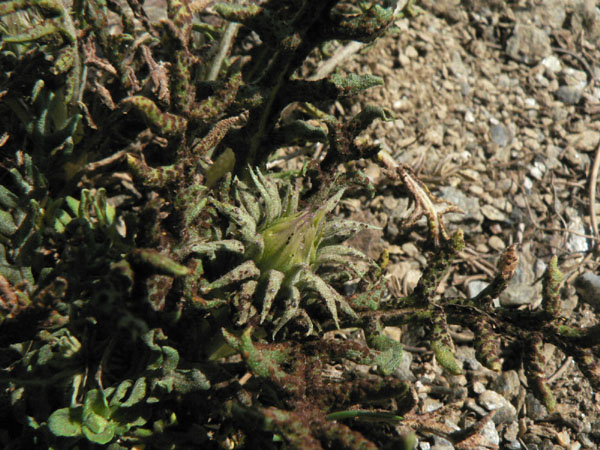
[316,1,600,449]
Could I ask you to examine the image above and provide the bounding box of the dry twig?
[589,141,600,250]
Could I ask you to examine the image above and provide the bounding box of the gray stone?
[431,435,455,450]
[419,442,432,450]
[506,24,552,65]
[500,284,538,307]
[491,370,521,401]
[566,215,590,253]
[570,0,600,44]
[448,50,467,77]
[454,346,482,371]
[526,392,548,420]
[504,421,520,442]
[437,186,483,224]
[556,85,583,105]
[579,433,595,448]
[478,390,518,424]
[490,123,513,147]
[480,419,500,447]
[468,280,489,298]
[591,420,600,438]
[423,398,443,413]
[459,79,470,97]
[473,381,486,394]
[500,249,540,307]
[545,145,562,170]
[573,272,600,312]
[563,147,589,169]
[534,0,567,29]
[481,204,508,222]
[542,55,563,72]
[566,130,600,152]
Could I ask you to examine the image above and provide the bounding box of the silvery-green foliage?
[197,168,377,335]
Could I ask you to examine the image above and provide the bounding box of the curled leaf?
[377,150,461,246]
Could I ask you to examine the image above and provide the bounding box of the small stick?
[207,23,240,81]
[589,141,600,250]
[547,356,573,384]
[309,41,365,80]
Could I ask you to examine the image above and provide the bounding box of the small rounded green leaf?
[84,389,110,419]
[82,419,116,445]
[121,377,147,407]
[48,407,83,437]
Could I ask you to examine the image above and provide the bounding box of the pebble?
[431,436,455,450]
[566,215,590,253]
[573,272,600,312]
[491,370,521,401]
[524,97,538,108]
[556,85,583,105]
[454,346,482,371]
[566,130,600,152]
[506,24,552,64]
[473,381,486,394]
[563,146,589,169]
[481,204,508,222]
[545,145,562,170]
[556,430,571,447]
[478,390,518,424]
[488,235,506,251]
[405,45,419,59]
[405,269,422,291]
[468,280,488,298]
[534,0,567,29]
[563,67,587,87]
[529,161,545,180]
[480,419,500,447]
[423,398,443,413]
[500,284,538,307]
[500,248,541,307]
[541,55,562,73]
[504,421,520,442]
[526,392,548,420]
[459,80,470,97]
[578,432,595,448]
[490,123,513,147]
[438,186,483,224]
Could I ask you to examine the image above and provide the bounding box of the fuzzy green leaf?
[330,73,383,96]
[48,407,83,438]
[123,96,187,137]
[129,249,190,276]
[84,389,111,419]
[120,378,147,408]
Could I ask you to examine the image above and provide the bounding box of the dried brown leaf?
[377,150,463,246]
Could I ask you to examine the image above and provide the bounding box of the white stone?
[542,55,562,72]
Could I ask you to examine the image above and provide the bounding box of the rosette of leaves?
[191,168,376,337]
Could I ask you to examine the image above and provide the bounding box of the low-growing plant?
[1,0,599,449]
